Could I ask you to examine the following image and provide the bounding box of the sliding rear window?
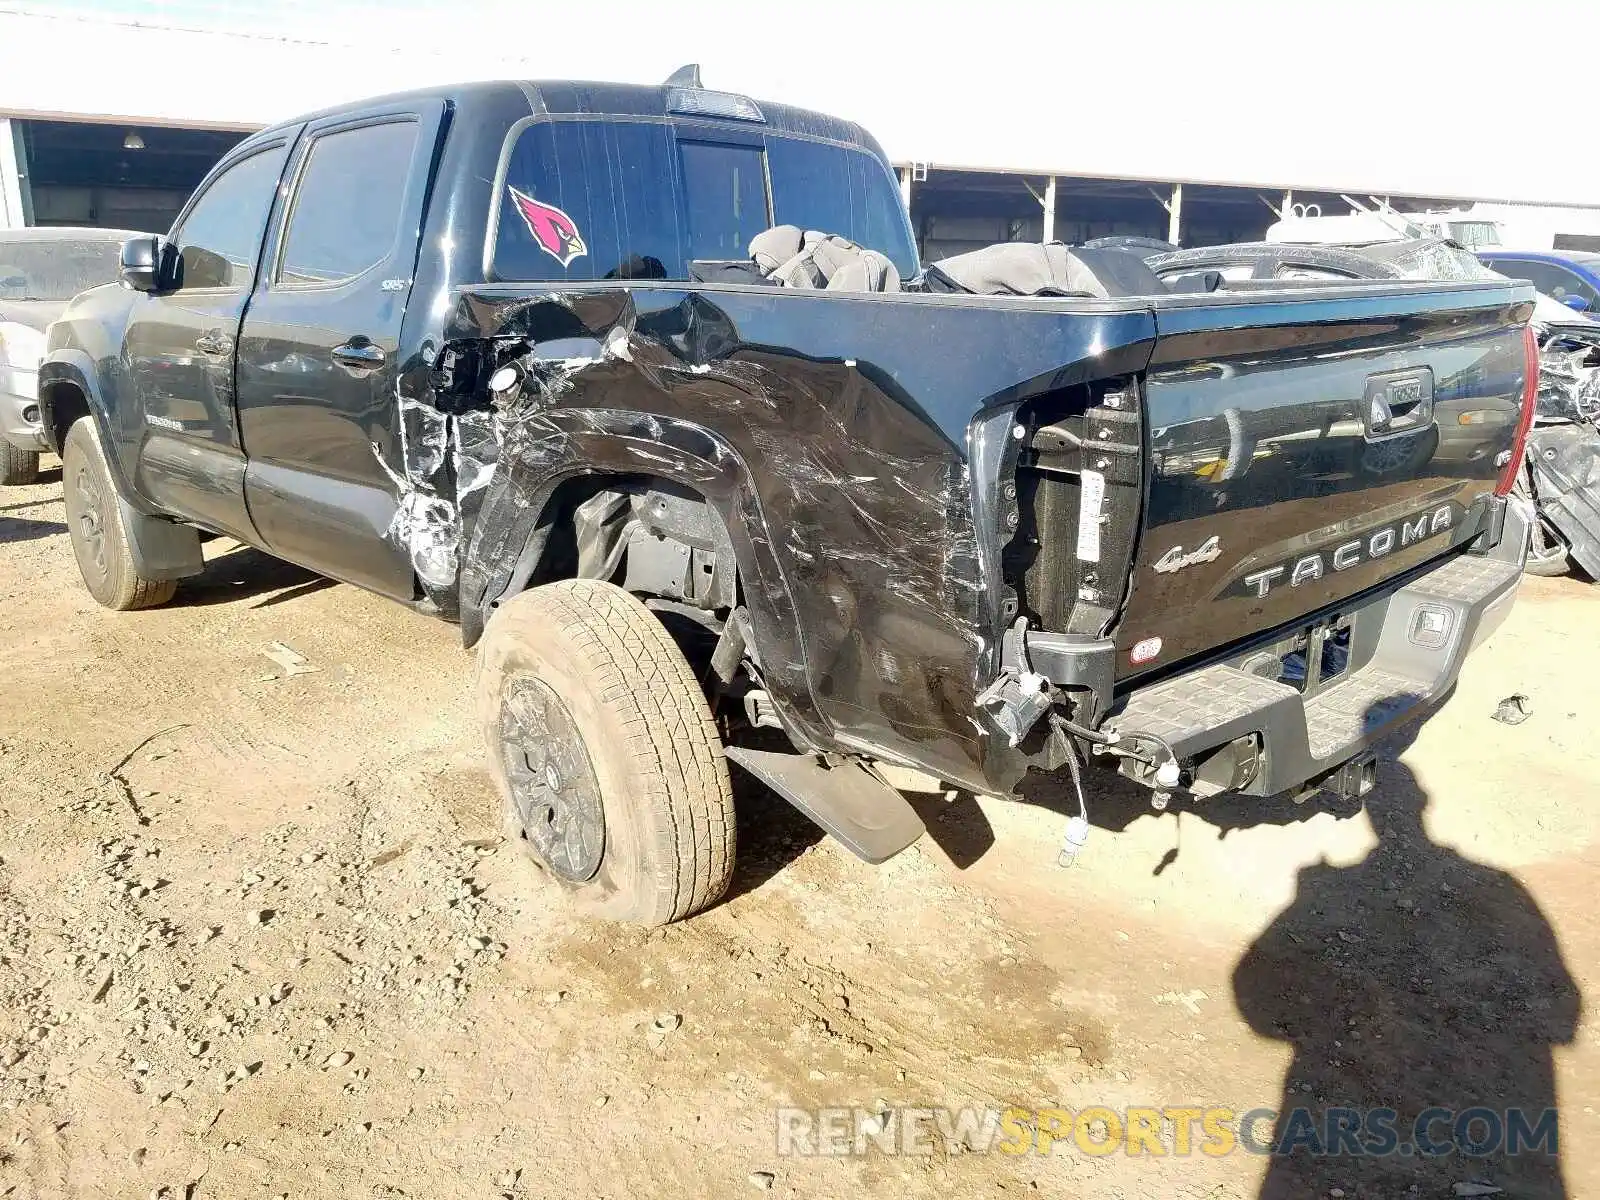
[765,138,915,277]
[491,117,916,282]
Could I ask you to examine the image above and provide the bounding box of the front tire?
[0,441,39,486]
[61,421,177,610]
[476,579,735,925]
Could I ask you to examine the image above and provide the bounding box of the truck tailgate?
[1114,284,1531,679]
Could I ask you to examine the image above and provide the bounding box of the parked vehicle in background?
[1,228,139,484]
[1151,240,1412,285]
[1149,236,1495,286]
[35,76,1535,927]
[1415,212,1504,250]
[1477,249,1600,315]
[1265,202,1506,252]
[1516,321,1600,577]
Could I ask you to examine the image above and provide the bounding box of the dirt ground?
[1,463,1596,1200]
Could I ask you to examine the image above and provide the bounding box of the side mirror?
[120,236,164,292]
[1561,293,1591,312]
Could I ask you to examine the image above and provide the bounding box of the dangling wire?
[1049,712,1091,866]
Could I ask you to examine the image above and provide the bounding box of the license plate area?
[1364,367,1435,439]
[1236,612,1354,699]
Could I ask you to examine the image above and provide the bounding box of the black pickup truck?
[40,74,1535,925]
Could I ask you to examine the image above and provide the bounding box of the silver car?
[2,227,140,484]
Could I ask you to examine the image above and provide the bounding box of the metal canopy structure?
[901,169,1460,258]
[1,2,1597,237]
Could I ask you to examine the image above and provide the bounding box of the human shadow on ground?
[1233,709,1581,1198]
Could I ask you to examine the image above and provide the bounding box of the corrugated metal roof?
[1,1,1596,208]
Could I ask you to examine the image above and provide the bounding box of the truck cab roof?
[243,77,887,158]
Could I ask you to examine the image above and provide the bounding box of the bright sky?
[3,0,1598,205]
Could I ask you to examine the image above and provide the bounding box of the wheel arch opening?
[39,378,90,456]
[489,471,744,622]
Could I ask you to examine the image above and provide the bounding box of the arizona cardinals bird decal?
[508,186,588,268]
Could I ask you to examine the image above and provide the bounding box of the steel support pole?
[0,119,31,230]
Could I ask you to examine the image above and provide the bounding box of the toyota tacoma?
[38,73,1536,924]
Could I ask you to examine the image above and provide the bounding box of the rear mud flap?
[724,747,925,864]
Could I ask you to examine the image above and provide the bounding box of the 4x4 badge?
[1153,535,1221,574]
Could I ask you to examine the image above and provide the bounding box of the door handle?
[194,330,231,357]
[331,341,386,371]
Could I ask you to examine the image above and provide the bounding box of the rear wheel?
[476,579,736,926]
[0,441,39,486]
[61,421,177,610]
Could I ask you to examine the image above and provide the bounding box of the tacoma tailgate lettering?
[1234,505,1458,598]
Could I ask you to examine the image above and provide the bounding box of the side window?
[1552,267,1600,306]
[679,141,768,263]
[277,121,419,286]
[1493,259,1562,295]
[495,120,685,282]
[171,146,288,291]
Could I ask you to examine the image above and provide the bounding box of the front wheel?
[61,421,177,610]
[475,579,736,926]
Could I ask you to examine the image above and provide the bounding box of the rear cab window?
[491,117,917,283]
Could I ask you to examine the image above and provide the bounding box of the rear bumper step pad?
[1103,548,1523,798]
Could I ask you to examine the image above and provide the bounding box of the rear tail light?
[1494,324,1539,497]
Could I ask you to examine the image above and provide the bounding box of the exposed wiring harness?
[1052,711,1181,788]
[1047,712,1092,866]
[1048,709,1185,865]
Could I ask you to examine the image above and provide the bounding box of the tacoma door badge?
[1153,534,1221,574]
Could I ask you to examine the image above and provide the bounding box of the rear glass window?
[765,138,916,277]
[496,120,685,283]
[0,237,124,301]
[680,141,769,262]
[492,118,917,282]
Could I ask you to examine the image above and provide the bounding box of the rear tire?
[0,441,39,486]
[476,579,735,926]
[61,421,177,610]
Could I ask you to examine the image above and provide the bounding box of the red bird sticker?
[507,186,588,269]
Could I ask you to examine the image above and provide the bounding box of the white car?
[2,227,140,484]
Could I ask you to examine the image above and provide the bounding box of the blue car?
[1478,248,1600,314]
